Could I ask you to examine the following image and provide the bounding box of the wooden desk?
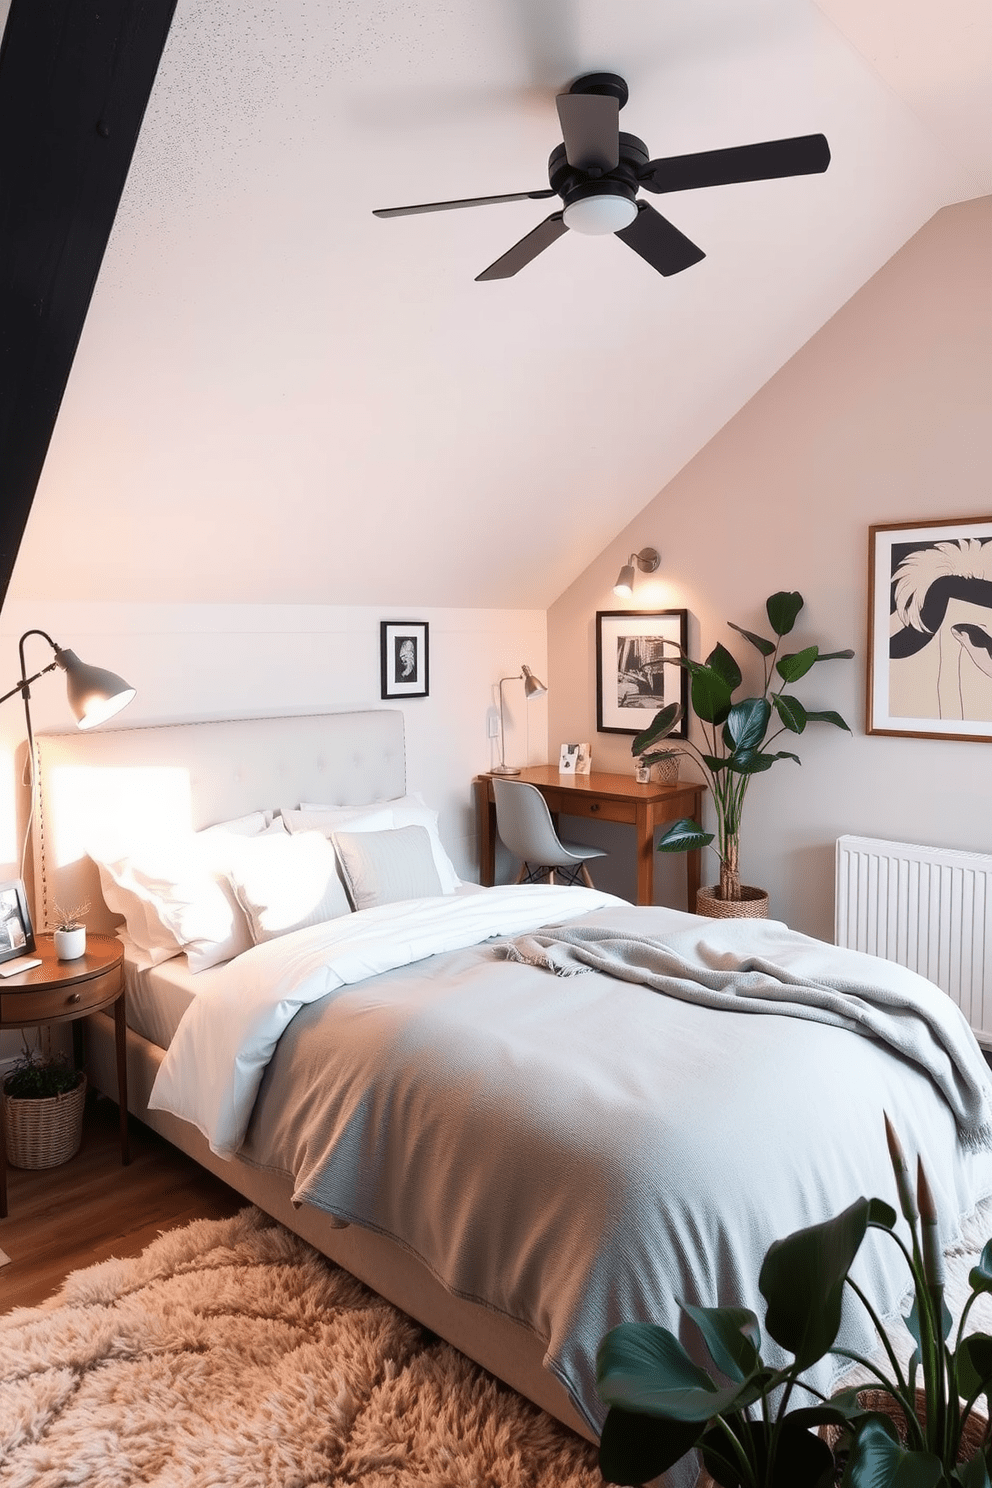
[474,766,705,909]
[0,934,128,1219]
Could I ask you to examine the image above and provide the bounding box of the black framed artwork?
[867,516,992,742]
[596,609,689,736]
[0,878,35,963]
[380,621,429,699]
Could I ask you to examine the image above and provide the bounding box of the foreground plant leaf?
[760,1197,895,1367]
[765,590,804,636]
[680,1303,761,1383]
[598,1404,704,1484]
[699,1417,835,1488]
[595,1322,770,1422]
[657,819,713,853]
[842,1413,943,1487]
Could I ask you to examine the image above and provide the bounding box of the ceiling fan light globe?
[563,194,638,235]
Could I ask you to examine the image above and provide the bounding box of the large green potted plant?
[631,590,853,913]
[596,1118,992,1488]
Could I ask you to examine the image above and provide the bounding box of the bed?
[31,708,992,1488]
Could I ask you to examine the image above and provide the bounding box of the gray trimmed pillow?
[333,825,443,911]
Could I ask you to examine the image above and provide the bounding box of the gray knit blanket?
[499,918,992,1150]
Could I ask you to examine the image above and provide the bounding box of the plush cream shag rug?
[0,1206,603,1488]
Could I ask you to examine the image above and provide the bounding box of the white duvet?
[148,884,622,1155]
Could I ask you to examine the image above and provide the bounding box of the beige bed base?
[34,708,592,1444]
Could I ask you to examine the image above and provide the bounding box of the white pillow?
[226,830,352,945]
[333,825,443,911]
[282,807,394,837]
[299,794,460,893]
[200,810,274,837]
[94,834,255,972]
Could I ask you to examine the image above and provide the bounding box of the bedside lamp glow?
[492,664,547,776]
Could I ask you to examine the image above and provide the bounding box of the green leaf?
[760,1197,879,1368]
[691,667,734,725]
[776,645,819,683]
[640,749,680,767]
[657,819,714,853]
[968,1240,992,1295]
[817,649,856,662]
[706,643,743,693]
[727,620,776,657]
[766,591,805,636]
[804,708,853,732]
[843,1413,943,1487]
[700,1418,835,1488]
[680,1303,762,1383]
[773,694,808,733]
[598,1405,704,1485]
[951,1449,992,1488]
[700,754,730,773]
[957,1333,992,1404]
[595,1321,754,1422]
[724,697,771,752]
[631,703,683,758]
[725,748,801,774]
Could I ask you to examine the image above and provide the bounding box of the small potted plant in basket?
[630,591,854,917]
[2,1040,87,1169]
[51,900,89,960]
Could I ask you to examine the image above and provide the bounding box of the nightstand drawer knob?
[68,992,81,1004]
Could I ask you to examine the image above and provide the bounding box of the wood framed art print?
[867,516,992,741]
[380,621,429,699]
[596,609,689,735]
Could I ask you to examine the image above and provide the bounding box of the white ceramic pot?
[54,925,86,960]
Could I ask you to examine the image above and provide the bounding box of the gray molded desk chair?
[492,778,608,888]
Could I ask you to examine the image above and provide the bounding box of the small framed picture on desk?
[0,879,34,964]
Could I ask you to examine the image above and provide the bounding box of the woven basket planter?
[696,885,770,919]
[3,1072,87,1169]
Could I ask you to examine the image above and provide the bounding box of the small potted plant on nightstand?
[51,901,89,960]
[2,1042,87,1169]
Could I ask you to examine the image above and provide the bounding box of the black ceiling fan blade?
[639,133,830,194]
[615,202,705,276]
[555,92,620,171]
[373,189,556,219]
[476,212,568,281]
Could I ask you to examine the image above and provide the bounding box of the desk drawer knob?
[590,802,600,812]
[67,992,81,1005]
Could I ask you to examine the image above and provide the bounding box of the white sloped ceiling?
[8,0,989,610]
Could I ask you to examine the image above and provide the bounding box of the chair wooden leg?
[581,864,594,888]
[514,863,527,884]
[547,869,555,884]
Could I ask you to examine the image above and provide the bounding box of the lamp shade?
[613,564,636,597]
[55,648,136,730]
[521,664,547,699]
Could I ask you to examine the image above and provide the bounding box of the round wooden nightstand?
[0,933,128,1219]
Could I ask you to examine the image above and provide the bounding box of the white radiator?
[835,834,992,1048]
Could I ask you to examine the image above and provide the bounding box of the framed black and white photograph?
[867,516,992,742]
[380,621,429,699]
[0,878,34,964]
[596,609,689,735]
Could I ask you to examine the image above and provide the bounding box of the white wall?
[547,196,992,941]
[0,598,547,1065]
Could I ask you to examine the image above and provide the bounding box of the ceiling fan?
[373,73,829,281]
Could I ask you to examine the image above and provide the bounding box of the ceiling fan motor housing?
[548,133,647,216]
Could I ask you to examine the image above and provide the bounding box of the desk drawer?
[0,968,120,1026]
[545,792,637,825]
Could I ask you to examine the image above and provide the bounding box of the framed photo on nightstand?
[0,879,34,963]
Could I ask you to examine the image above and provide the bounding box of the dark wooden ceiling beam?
[0,0,177,611]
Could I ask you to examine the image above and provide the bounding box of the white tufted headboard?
[32,709,406,934]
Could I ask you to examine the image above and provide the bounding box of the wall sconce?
[613,547,660,597]
[492,664,547,776]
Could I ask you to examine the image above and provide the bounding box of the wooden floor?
[0,1094,244,1312]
